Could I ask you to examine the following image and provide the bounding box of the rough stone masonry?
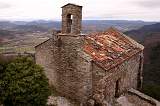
[35,3,160,106]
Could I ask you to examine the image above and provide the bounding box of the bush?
[142,84,160,101]
[0,57,51,106]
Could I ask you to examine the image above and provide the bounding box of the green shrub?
[0,57,51,106]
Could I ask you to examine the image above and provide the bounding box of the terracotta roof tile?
[83,27,143,71]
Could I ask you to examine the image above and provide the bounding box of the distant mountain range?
[0,21,52,33]
[125,23,160,42]
[82,20,155,32]
[0,20,155,33]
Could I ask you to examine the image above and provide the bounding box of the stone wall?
[92,52,143,104]
[52,34,93,103]
[35,34,93,104]
[35,39,58,86]
[127,88,160,106]
[117,88,160,106]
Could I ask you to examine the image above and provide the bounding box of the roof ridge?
[106,27,144,50]
[61,3,82,8]
[35,38,51,48]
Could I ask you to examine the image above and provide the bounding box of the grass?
[0,47,3,53]
[15,46,35,53]
[0,46,15,53]
[0,46,35,54]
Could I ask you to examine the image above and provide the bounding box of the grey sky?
[0,2,11,9]
[0,0,160,21]
[134,0,160,8]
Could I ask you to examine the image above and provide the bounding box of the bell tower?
[52,4,89,104]
[61,3,82,34]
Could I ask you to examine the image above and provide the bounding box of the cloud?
[0,2,11,9]
[0,0,160,21]
[134,0,160,8]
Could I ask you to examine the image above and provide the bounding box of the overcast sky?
[0,0,160,21]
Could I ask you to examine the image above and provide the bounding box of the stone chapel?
[35,3,160,106]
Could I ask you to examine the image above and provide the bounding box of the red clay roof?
[83,27,143,71]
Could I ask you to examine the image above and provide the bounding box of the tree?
[0,56,51,106]
[142,44,160,100]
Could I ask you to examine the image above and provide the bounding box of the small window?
[115,79,120,98]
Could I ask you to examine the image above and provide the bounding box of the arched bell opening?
[66,14,73,33]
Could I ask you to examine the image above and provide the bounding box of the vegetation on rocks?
[142,44,160,100]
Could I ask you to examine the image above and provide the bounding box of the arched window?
[66,14,73,33]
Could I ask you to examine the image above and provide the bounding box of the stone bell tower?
[61,3,82,34]
[52,4,91,104]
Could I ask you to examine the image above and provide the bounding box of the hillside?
[0,21,54,34]
[13,25,49,33]
[0,21,16,29]
[0,29,17,43]
[125,23,160,100]
[125,23,160,42]
[125,23,160,63]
